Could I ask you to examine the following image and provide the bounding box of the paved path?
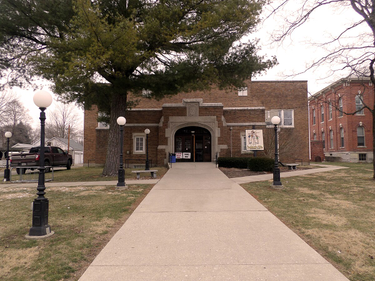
[79,163,348,281]
[231,164,347,184]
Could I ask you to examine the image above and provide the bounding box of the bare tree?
[4,99,31,132]
[45,101,83,143]
[0,89,33,147]
[0,89,17,127]
[266,0,375,178]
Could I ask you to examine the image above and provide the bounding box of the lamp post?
[144,128,150,170]
[4,131,12,181]
[191,131,195,162]
[271,116,282,187]
[27,90,54,238]
[117,116,126,187]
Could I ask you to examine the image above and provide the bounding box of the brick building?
[309,77,374,163]
[84,80,309,167]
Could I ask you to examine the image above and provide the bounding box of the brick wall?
[84,80,309,166]
[309,78,373,162]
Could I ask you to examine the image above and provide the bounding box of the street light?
[144,128,150,170]
[191,131,195,162]
[117,116,126,187]
[271,116,282,187]
[4,131,12,181]
[27,89,54,238]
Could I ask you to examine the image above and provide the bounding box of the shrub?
[247,157,274,172]
[217,157,249,169]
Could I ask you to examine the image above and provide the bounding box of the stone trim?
[224,107,265,110]
[125,123,159,127]
[128,108,163,111]
[165,116,219,162]
[226,122,266,126]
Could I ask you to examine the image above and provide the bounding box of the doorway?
[174,126,211,162]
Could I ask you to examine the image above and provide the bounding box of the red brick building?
[309,77,374,163]
[84,80,309,167]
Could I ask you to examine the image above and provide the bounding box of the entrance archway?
[174,126,211,162]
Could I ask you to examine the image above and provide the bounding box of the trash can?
[170,153,176,163]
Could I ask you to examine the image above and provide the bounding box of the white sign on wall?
[182,152,191,159]
[246,130,264,151]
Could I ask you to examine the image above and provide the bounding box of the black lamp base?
[26,199,54,239]
[117,168,125,186]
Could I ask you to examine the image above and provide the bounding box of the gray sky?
[253,0,368,95]
[19,1,367,126]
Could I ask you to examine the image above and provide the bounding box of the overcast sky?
[18,1,367,128]
[252,0,367,95]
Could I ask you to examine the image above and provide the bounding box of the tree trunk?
[102,92,127,176]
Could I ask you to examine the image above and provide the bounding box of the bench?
[286,163,299,170]
[131,170,158,179]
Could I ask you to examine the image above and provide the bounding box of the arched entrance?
[175,126,211,162]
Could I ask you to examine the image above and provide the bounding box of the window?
[142,89,152,97]
[283,110,293,126]
[338,97,343,117]
[322,132,325,149]
[355,94,364,115]
[329,130,334,149]
[329,102,332,120]
[133,134,146,153]
[238,87,248,96]
[241,134,247,152]
[321,105,324,122]
[340,128,344,147]
[265,109,294,127]
[312,109,316,125]
[359,153,367,161]
[313,133,317,140]
[357,126,365,147]
[97,112,109,128]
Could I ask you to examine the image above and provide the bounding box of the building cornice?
[309,76,372,100]
[224,107,265,110]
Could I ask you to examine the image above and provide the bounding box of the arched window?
[329,102,332,120]
[340,128,344,147]
[355,94,364,115]
[329,130,334,149]
[357,126,365,147]
[338,97,343,117]
[312,109,316,125]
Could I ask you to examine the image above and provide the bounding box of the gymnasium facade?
[83,80,309,167]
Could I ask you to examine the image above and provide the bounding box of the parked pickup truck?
[10,146,73,174]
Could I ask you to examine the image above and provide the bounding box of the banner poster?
[246,129,264,151]
[175,152,183,159]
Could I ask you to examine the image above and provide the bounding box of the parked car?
[10,146,73,174]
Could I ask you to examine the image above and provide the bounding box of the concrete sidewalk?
[79,163,348,281]
[231,164,347,184]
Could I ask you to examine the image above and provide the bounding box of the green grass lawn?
[0,182,153,281]
[1,163,374,280]
[1,166,168,183]
[241,162,375,281]
[0,165,168,280]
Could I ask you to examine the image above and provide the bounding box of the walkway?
[79,163,348,281]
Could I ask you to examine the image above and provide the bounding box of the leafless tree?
[4,99,31,132]
[266,0,375,178]
[0,89,17,127]
[0,89,33,147]
[45,101,83,143]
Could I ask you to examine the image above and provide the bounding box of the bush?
[217,157,249,169]
[247,157,274,172]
